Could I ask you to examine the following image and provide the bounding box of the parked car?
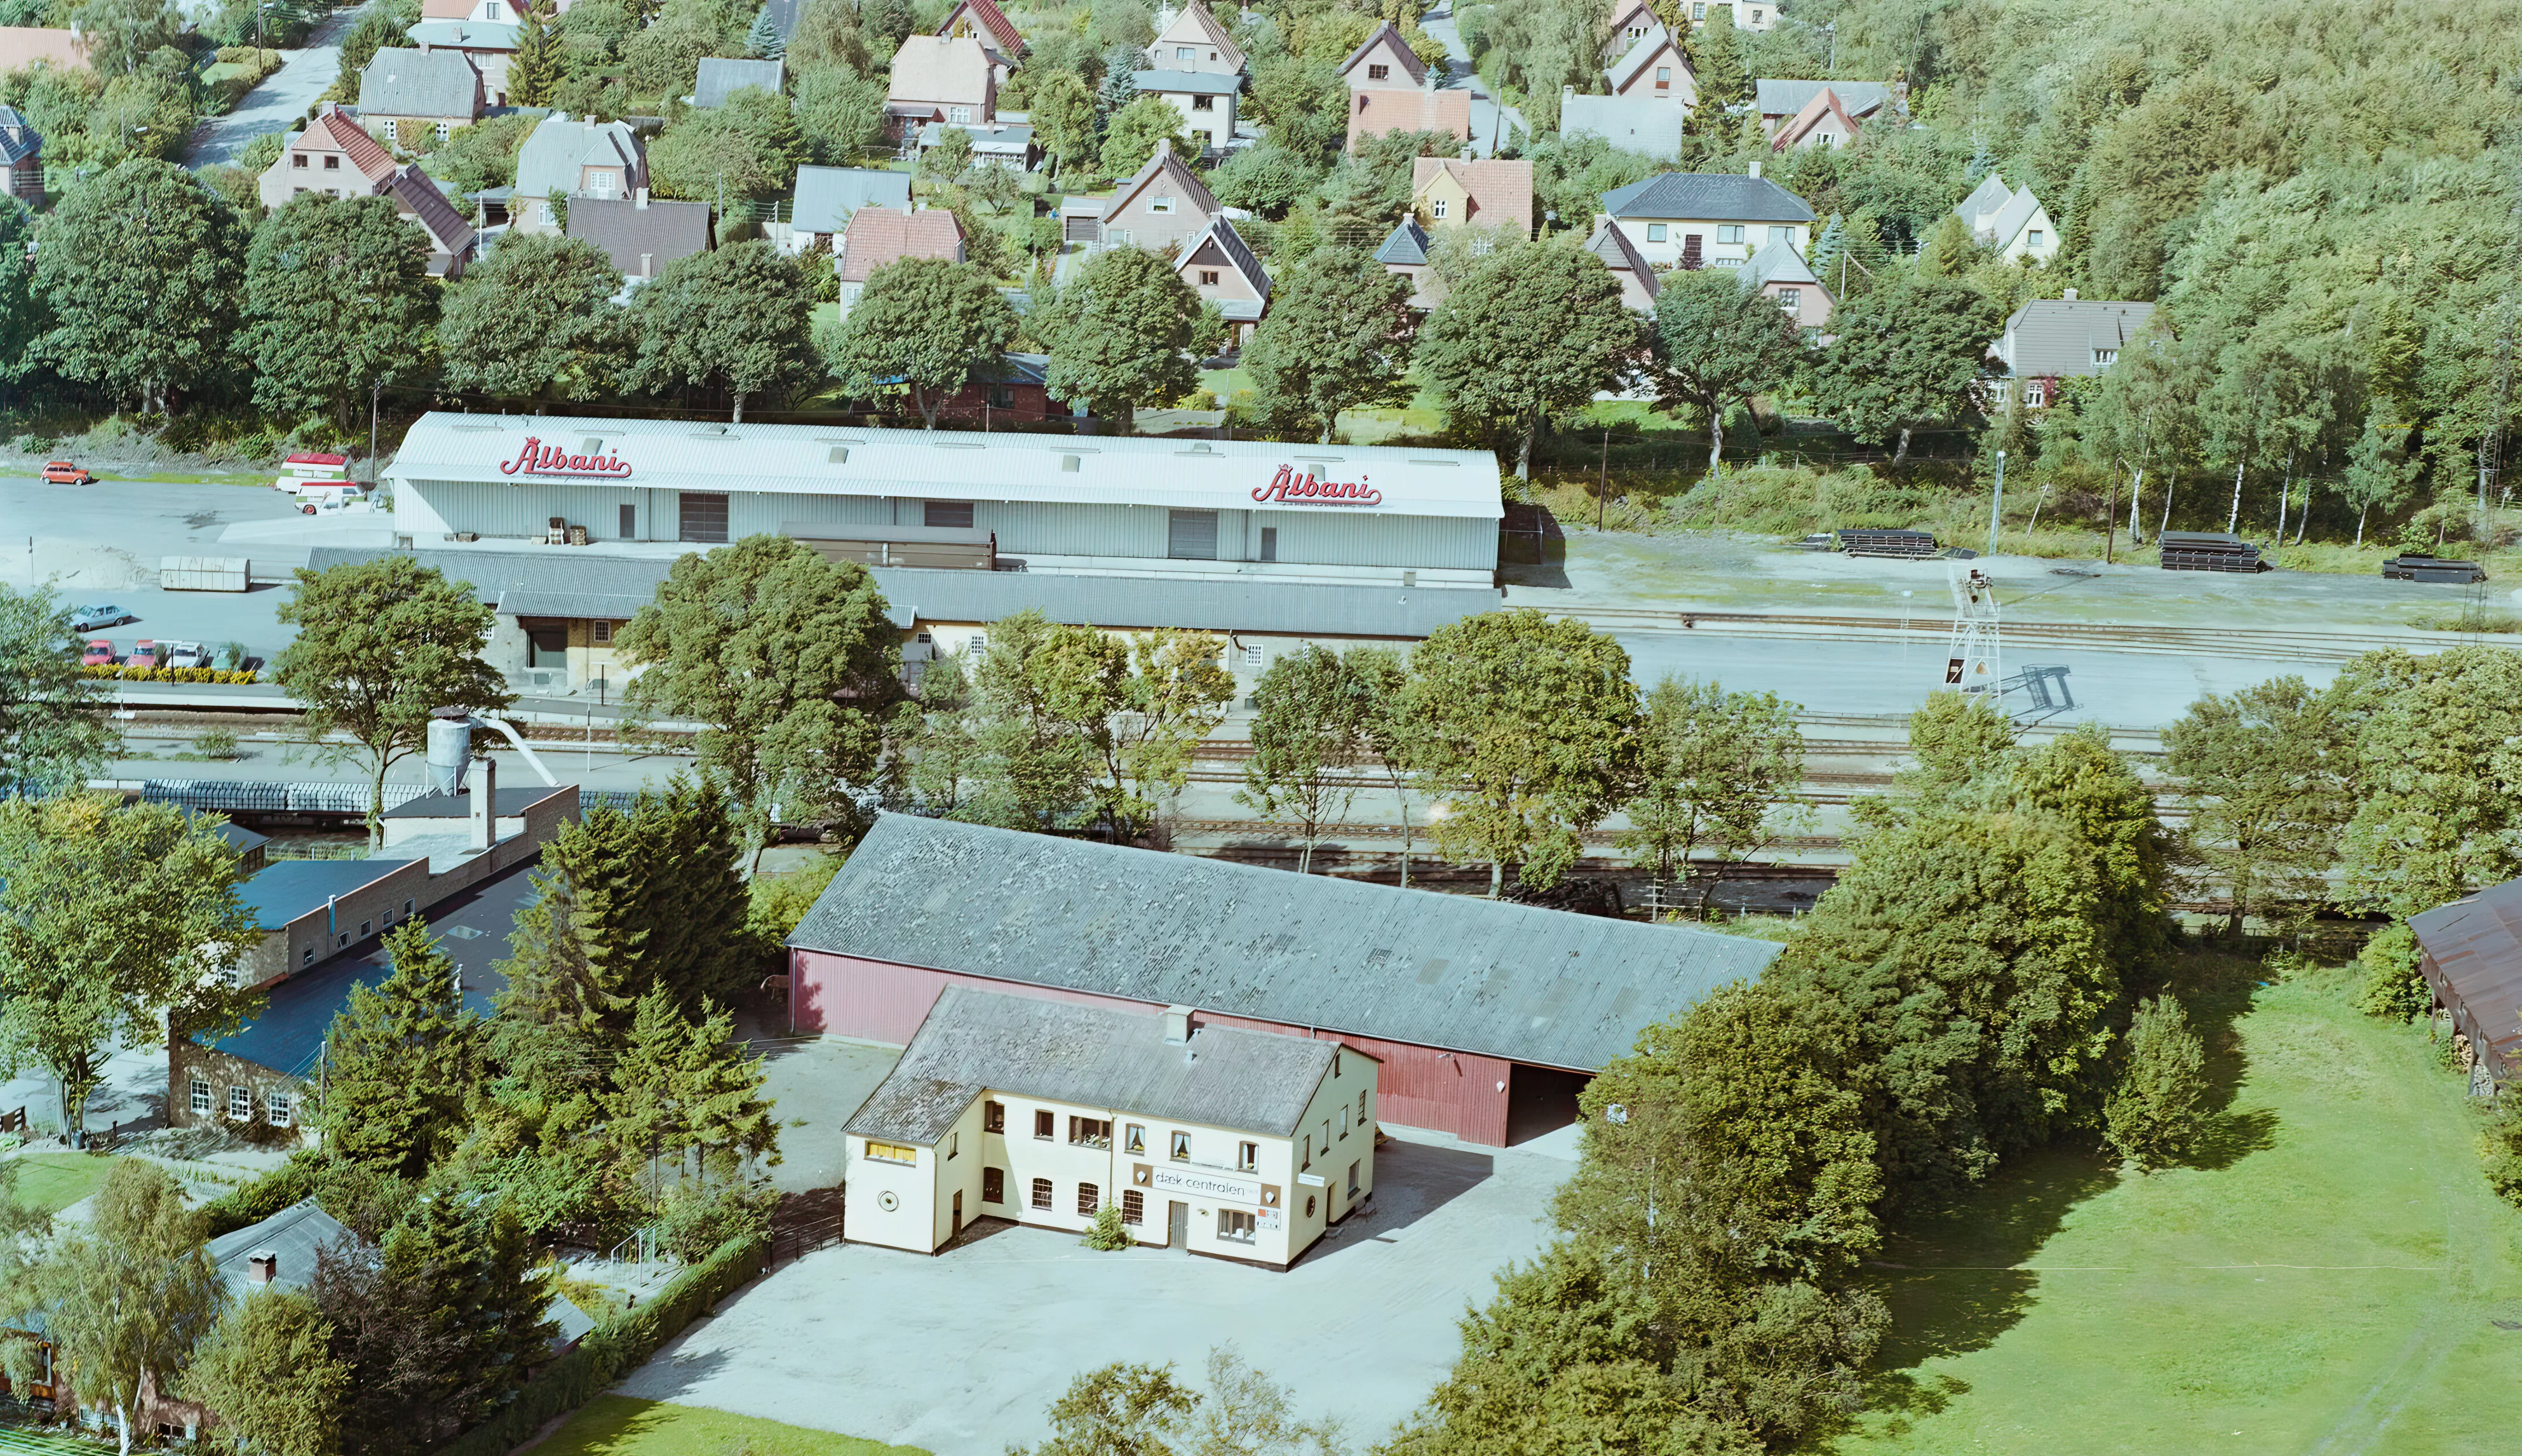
[40,461,93,485]
[129,640,161,668]
[212,643,248,671]
[67,603,135,631]
[81,638,114,666]
[160,640,209,669]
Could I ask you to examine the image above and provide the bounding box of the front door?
[1167,1199,1189,1252]
[952,1190,962,1236]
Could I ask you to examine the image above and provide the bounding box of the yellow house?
[1409,156,1534,236]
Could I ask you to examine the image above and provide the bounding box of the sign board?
[500,436,634,481]
[1253,464,1381,507]
[1945,657,1965,685]
[1150,1164,1262,1204]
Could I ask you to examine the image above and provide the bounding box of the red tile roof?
[840,205,966,281]
[306,106,396,183]
[1411,156,1534,237]
[1349,87,1471,145]
[938,0,1023,57]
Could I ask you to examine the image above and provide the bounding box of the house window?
[1030,1177,1053,1210]
[227,1086,251,1122]
[383,119,398,141]
[1258,527,1278,562]
[1349,1161,1362,1194]
[948,106,972,125]
[1655,66,1671,87]
[1431,198,1448,219]
[1340,1107,1351,1138]
[1750,6,1761,18]
[189,1079,212,1116]
[983,1167,1005,1203]
[1305,1194,1316,1217]
[324,154,341,170]
[1218,1209,1255,1242]
[1646,223,1667,242]
[1199,269,1220,285]
[1077,1182,1100,1216]
[925,500,975,529]
[1692,1,1704,15]
[2028,229,2046,248]
[435,121,451,143]
[1776,287,1801,310]
[985,1100,1005,1132]
[1124,1123,1145,1154]
[1718,225,1744,244]
[302,947,314,967]
[2094,349,2118,366]
[1367,63,1388,79]
[1237,1141,1257,1171]
[292,154,308,168]
[360,920,372,938]
[948,1131,959,1159]
[1176,45,1192,58]
[269,1092,293,1128]
[590,170,616,198]
[539,199,555,225]
[1069,1116,1112,1149]
[1300,1133,1311,1169]
[1170,1131,1191,1161]
[1359,1089,1369,1124]
[1192,94,1213,111]
[1121,1189,1145,1224]
[1149,195,1175,214]
[593,619,613,645]
[403,899,414,917]
[1034,1109,1055,1140]
[2025,381,2049,408]
[864,1140,916,1163]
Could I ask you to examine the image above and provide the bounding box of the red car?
[81,638,114,666]
[41,461,93,485]
[129,640,161,668]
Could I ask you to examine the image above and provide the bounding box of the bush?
[199,1152,324,1236]
[1082,1203,1131,1250]
[2355,923,2431,1021]
[2482,1096,2522,1209]
[196,729,239,759]
[2103,994,2209,1171]
[655,1180,775,1263]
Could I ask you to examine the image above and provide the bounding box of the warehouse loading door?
[1168,509,1219,560]
[678,492,729,543]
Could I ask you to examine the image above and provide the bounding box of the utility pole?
[368,377,383,487]
[1596,425,1610,531]
[1984,448,2005,557]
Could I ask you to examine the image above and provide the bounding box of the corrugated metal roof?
[790,815,1780,1071]
[239,858,421,931]
[1603,172,1816,224]
[694,56,783,107]
[381,785,571,818]
[1560,93,1686,160]
[206,1199,353,1298]
[847,984,1338,1144]
[2410,881,2522,1079]
[384,411,1506,520]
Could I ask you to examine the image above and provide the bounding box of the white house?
[1132,68,1240,156]
[1598,166,1816,269]
[1954,173,2059,264]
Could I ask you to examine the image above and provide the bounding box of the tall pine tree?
[747,4,785,57]
[506,10,561,107]
[320,919,483,1180]
[604,989,780,1194]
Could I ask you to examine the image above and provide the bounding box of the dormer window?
[2093,348,2118,366]
[1367,64,1388,79]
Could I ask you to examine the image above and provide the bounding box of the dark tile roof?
[567,195,711,276]
[1372,217,1431,266]
[1177,215,1269,300]
[0,107,35,166]
[206,1199,353,1298]
[1338,20,1426,84]
[239,857,422,932]
[2410,881,2522,1080]
[790,815,1781,1072]
[1756,78,1893,118]
[1105,139,1220,222]
[1602,172,1816,224]
[386,161,477,269]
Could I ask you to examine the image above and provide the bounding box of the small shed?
[2408,880,2522,1090]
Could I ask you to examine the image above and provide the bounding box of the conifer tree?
[746,4,785,58]
[604,989,779,1192]
[506,11,561,107]
[2104,994,2208,1171]
[320,919,483,1180]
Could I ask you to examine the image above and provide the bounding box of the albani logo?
[499,436,634,480]
[1251,463,1381,506]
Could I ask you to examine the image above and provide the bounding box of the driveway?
[1418,0,1525,156]
[187,5,362,169]
[614,1121,1575,1454]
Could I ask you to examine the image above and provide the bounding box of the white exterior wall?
[1154,90,1237,153]
[1622,218,1811,269]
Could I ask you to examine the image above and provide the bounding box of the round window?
[876,1190,900,1212]
[1305,1195,1316,1218]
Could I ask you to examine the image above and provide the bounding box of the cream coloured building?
[844,987,1379,1269]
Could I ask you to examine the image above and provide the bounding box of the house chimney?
[248,1251,277,1284]
[1563,84,1574,99]
[634,186,649,208]
[2063,286,2079,300]
[639,252,654,277]
[1748,159,1762,179]
[469,753,497,851]
[1162,1004,1192,1044]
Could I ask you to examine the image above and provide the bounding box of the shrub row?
[199,1153,323,1237]
[79,666,259,684]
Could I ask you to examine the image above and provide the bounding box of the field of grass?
[1821,959,2522,1455]
[9,1153,120,1213]
[532,1397,928,1456]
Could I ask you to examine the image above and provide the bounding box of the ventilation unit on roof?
[1060,455,1081,472]
[1180,442,1215,454]
[828,446,849,464]
[691,424,728,438]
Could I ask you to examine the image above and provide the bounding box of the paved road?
[1419,0,1526,156]
[185,6,360,170]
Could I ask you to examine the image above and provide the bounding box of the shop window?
[1121,1190,1145,1224]
[1218,1210,1255,1242]
[1237,1141,1257,1171]
[985,1100,1005,1132]
[1077,1182,1100,1216]
[1170,1130,1192,1161]
[1167,509,1219,560]
[1030,1177,1053,1210]
[1069,1116,1111,1149]
[1034,1109,1055,1140]
[269,1092,293,1128]
[1124,1123,1145,1154]
[677,492,730,544]
[227,1086,251,1122]
[926,501,974,529]
[189,1079,212,1116]
[983,1167,1005,1203]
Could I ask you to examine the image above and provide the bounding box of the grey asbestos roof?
[0,107,37,166]
[513,114,642,199]
[360,47,482,119]
[206,1199,353,1298]
[2000,299,2155,379]
[1585,217,1660,299]
[568,195,712,275]
[846,985,1339,1145]
[695,56,784,107]
[1133,68,1243,96]
[793,165,914,232]
[1560,93,1685,160]
[1602,172,1816,224]
[1373,217,1430,266]
[1743,234,1817,288]
[1953,172,2012,223]
[790,815,1782,1072]
[1757,78,1892,118]
[309,546,671,610]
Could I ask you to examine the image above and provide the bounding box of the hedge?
[432,1230,771,1456]
[79,665,259,684]
[199,1153,323,1237]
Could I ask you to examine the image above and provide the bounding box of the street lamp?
[1824,22,1837,71]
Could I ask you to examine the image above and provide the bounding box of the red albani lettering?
[498,435,635,479]
[1251,464,1382,506]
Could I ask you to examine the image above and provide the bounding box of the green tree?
[1894,689,2016,805]
[0,583,118,791]
[320,919,483,1180]
[1236,645,1377,873]
[627,240,821,421]
[786,0,868,71]
[1030,67,1098,181]
[238,195,440,429]
[31,158,246,412]
[2162,677,2342,936]
[270,555,511,847]
[1809,274,2004,462]
[1649,265,1807,469]
[1614,677,1809,916]
[69,0,180,76]
[2341,406,2419,546]
[898,654,984,816]
[34,1160,222,1456]
[0,796,259,1145]
[1244,55,1344,166]
[1351,646,1423,887]
[962,610,1099,830]
[2352,922,2429,1021]
[1099,95,1192,177]
[792,62,888,162]
[746,3,783,56]
[1417,241,1640,478]
[180,1289,351,1456]
[1012,1361,1199,1456]
[1689,4,1749,112]
[1098,628,1236,842]
[649,86,807,203]
[1037,246,1222,433]
[2103,993,2209,1171]
[506,11,562,105]
[0,197,38,384]
[1206,141,1321,218]
[1238,244,1415,443]
[2328,646,2522,918]
[918,121,975,188]
[436,231,633,400]
[1406,609,1641,895]
[821,257,1019,427]
[616,537,902,854]
[602,987,779,1196]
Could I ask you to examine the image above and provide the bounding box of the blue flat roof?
[238,858,422,931]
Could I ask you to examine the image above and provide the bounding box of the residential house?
[1097,138,1221,253]
[1743,234,1831,327]
[358,47,485,148]
[694,55,783,107]
[568,193,713,285]
[1993,295,2154,407]
[509,112,645,234]
[1173,215,1269,344]
[1372,217,1440,309]
[842,985,1379,1268]
[1410,156,1532,237]
[260,104,396,207]
[1338,20,1424,91]
[1133,69,1239,156]
[1603,25,1696,105]
[420,0,522,22]
[839,203,966,302]
[404,15,520,104]
[788,164,913,253]
[1603,0,1659,57]
[886,34,995,138]
[1953,172,2059,263]
[1560,90,1686,161]
[0,27,87,73]
[0,106,43,211]
[1756,78,1898,133]
[1599,168,1815,269]
[915,119,1039,170]
[1145,0,1244,76]
[938,0,1025,84]
[1770,85,1861,151]
[1584,215,1661,313]
[383,160,480,276]
[928,352,1059,426]
[1348,83,1469,149]
[1676,0,1777,29]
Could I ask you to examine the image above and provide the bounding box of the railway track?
[1560,604,2458,664]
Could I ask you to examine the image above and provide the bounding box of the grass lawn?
[532,1397,927,1456]
[8,1152,119,1213]
[1821,961,2522,1455]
